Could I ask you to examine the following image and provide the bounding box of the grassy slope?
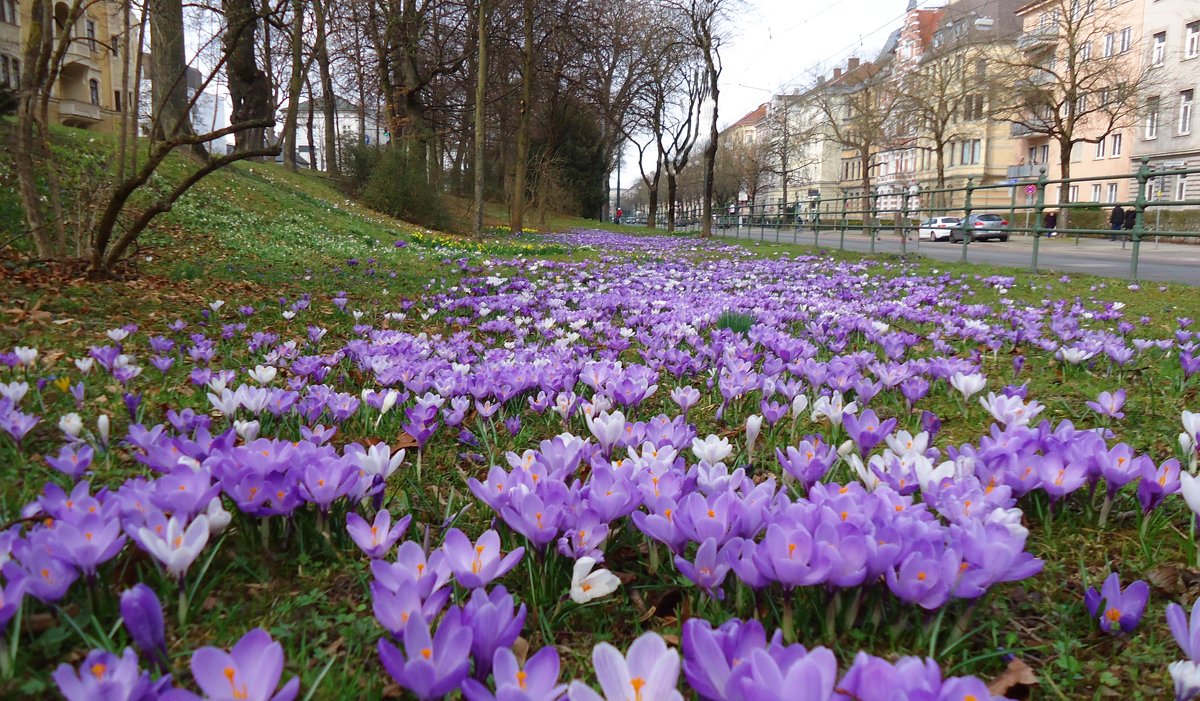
[3,126,1200,698]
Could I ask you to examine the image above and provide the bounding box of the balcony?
[1010,121,1046,138]
[1006,164,1039,180]
[1017,27,1056,52]
[58,99,102,126]
[61,38,100,71]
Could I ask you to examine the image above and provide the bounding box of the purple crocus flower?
[776,441,837,489]
[441,529,524,589]
[378,612,473,701]
[725,646,838,701]
[1086,389,1126,419]
[1168,598,1200,662]
[462,646,566,701]
[567,631,682,701]
[120,584,168,671]
[346,510,411,559]
[462,585,526,679]
[1085,572,1149,635]
[1,409,39,444]
[0,577,24,634]
[53,648,156,701]
[682,618,780,701]
[46,444,95,481]
[170,628,299,701]
[57,512,126,577]
[674,537,734,600]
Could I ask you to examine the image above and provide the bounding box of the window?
[1040,144,1050,164]
[1153,32,1166,66]
[85,19,97,51]
[1028,146,1039,164]
[1092,184,1102,201]
[963,94,984,121]
[89,79,99,106]
[1075,94,1088,115]
[1096,138,1106,158]
[1111,132,1123,156]
[1069,185,1079,202]
[1081,41,1092,61]
[0,0,16,25]
[1120,28,1132,53]
[959,139,981,165]
[1178,174,1189,201]
[113,90,121,111]
[1107,183,1119,203]
[1146,96,1160,139]
[1181,90,1194,135]
[1104,33,1115,57]
[1188,22,1200,59]
[0,54,14,88]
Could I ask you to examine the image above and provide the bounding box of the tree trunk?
[224,0,272,153]
[702,41,719,238]
[667,172,678,232]
[646,171,660,229]
[1057,138,1073,230]
[281,0,306,171]
[313,0,338,174]
[860,150,872,231]
[149,0,201,154]
[472,0,488,237]
[306,78,318,169]
[14,0,57,258]
[509,0,533,234]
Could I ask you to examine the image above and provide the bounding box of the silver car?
[949,214,1010,242]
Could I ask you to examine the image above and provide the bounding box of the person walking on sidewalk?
[1043,210,1058,237]
[1122,207,1135,240]
[1109,205,1125,240]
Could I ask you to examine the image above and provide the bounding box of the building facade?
[292,96,385,172]
[0,0,135,132]
[1134,0,1200,203]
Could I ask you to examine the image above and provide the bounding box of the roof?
[730,104,768,129]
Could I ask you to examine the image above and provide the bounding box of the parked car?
[949,213,1010,242]
[917,217,962,241]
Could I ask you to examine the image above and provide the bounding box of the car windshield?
[976,214,1002,221]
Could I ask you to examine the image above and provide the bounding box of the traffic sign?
[1025,184,1037,195]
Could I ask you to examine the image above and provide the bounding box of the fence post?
[900,196,909,256]
[839,195,848,250]
[1031,167,1047,273]
[960,177,975,263]
[1131,157,1150,281]
[814,197,822,247]
[869,192,878,254]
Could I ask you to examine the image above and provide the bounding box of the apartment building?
[0,0,136,132]
[1009,0,1144,206]
[1134,0,1200,203]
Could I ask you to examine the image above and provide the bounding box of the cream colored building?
[1,0,135,132]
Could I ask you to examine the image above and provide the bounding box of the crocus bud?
[791,394,809,418]
[119,584,167,670]
[58,413,83,438]
[234,420,260,442]
[380,389,399,416]
[97,415,110,446]
[838,440,856,457]
[745,414,763,459]
[205,497,232,534]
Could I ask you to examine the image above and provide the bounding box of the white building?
[292,96,385,171]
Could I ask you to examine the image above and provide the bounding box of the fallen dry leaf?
[987,657,1038,698]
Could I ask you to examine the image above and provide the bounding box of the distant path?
[711,225,1200,285]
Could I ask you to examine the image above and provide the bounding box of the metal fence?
[645,157,1200,281]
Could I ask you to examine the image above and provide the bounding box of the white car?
[917,217,962,241]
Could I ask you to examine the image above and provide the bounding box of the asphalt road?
[713,225,1200,285]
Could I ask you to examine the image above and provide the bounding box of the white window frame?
[1069,185,1079,202]
[1181,90,1194,135]
[1095,138,1106,159]
[1153,32,1166,66]
[1187,21,1200,59]
[0,0,16,26]
[1178,174,1189,201]
[1146,97,1160,139]
[1111,132,1123,156]
[1091,184,1102,202]
[1103,33,1115,57]
[1120,28,1132,54]
[1107,183,1119,203]
[1081,41,1092,61]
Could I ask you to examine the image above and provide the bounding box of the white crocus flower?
[0,382,29,403]
[58,413,83,438]
[106,328,130,342]
[97,415,111,446]
[692,434,733,465]
[209,300,225,312]
[247,365,277,385]
[233,420,260,442]
[1170,660,1200,701]
[205,498,232,535]
[745,415,763,461]
[138,514,210,581]
[13,346,38,366]
[570,556,620,604]
[949,372,987,401]
[74,357,94,374]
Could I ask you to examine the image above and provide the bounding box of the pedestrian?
[1108,205,1125,241]
[1043,210,1058,237]
[1122,207,1135,240]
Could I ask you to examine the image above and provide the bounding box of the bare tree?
[997,0,1155,220]
[808,59,901,218]
[661,65,706,232]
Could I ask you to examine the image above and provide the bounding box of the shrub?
[338,140,383,197]
[716,311,755,335]
[360,148,451,231]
